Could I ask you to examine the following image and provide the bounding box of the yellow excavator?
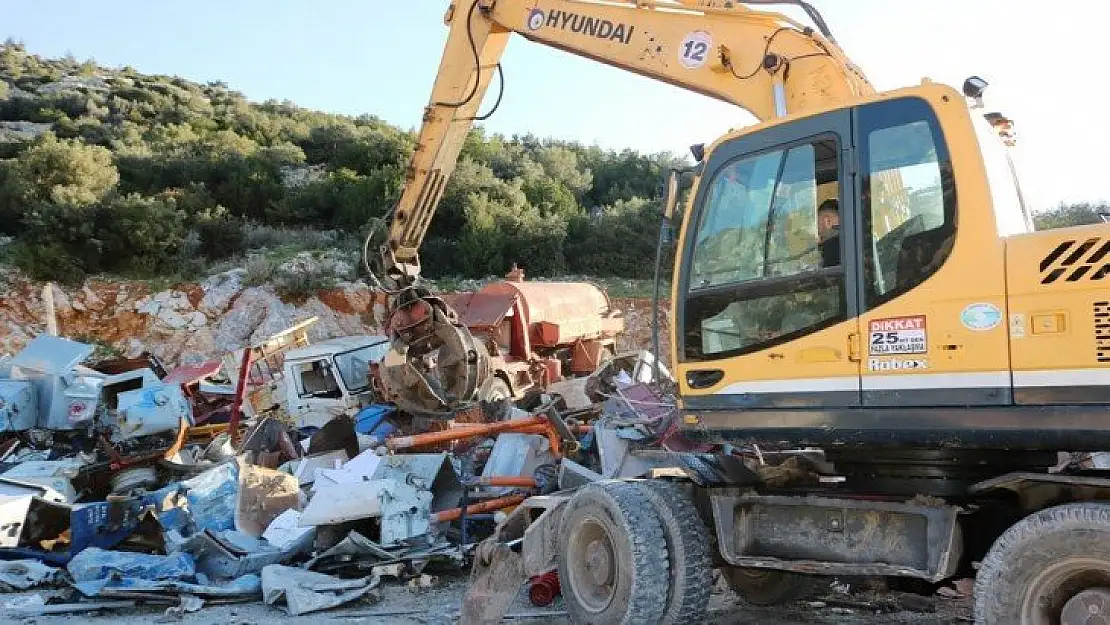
[375,2,1110,623]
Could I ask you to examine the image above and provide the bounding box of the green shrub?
[243,254,277,285]
[196,211,246,260]
[96,192,186,275]
[242,223,337,251]
[9,240,86,284]
[273,266,336,300]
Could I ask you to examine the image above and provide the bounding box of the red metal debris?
[528,570,561,607]
[162,361,222,386]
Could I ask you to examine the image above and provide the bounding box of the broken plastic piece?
[181,459,239,533]
[73,571,261,599]
[261,564,379,616]
[179,529,286,579]
[292,449,348,486]
[0,559,61,590]
[114,382,193,439]
[262,509,316,553]
[302,478,434,547]
[0,457,86,503]
[0,380,36,432]
[305,530,397,571]
[67,548,195,584]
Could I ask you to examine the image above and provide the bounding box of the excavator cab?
[675,81,1110,455]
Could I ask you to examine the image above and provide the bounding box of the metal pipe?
[387,416,547,451]
[514,424,591,435]
[772,80,788,117]
[432,494,527,523]
[468,476,537,488]
[228,348,253,446]
[651,187,670,384]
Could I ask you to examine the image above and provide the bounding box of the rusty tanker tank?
[441,265,624,401]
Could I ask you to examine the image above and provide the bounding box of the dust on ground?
[4,570,971,625]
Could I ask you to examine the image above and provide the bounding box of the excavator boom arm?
[381,0,873,286]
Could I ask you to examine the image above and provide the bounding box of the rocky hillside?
[0,261,384,366]
[0,257,670,367]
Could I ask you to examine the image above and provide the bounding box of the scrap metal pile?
[0,326,687,618]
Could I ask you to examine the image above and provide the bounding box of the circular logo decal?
[961,303,1003,331]
[526,9,545,31]
[678,30,713,69]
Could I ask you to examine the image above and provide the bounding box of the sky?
[2,1,1108,213]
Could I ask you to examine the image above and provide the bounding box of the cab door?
[676,110,863,409]
[853,96,1010,407]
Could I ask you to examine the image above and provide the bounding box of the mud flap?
[460,540,525,625]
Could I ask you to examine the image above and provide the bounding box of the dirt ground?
[1,569,971,625]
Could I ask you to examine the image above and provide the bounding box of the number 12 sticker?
[679,31,712,69]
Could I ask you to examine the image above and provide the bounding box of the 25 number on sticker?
[869,330,926,354]
[679,31,712,69]
[870,332,901,347]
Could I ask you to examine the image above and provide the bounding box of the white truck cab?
[281,336,390,429]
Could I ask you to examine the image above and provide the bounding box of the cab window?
[295,360,342,399]
[684,137,843,360]
[860,98,955,308]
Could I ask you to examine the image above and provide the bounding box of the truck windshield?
[333,342,389,393]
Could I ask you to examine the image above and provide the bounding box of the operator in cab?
[817,198,841,267]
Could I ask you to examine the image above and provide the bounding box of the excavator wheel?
[722,567,819,607]
[557,481,669,624]
[975,502,1110,625]
[640,481,713,624]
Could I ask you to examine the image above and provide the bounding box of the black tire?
[640,481,713,624]
[722,567,819,606]
[974,501,1110,625]
[557,481,670,624]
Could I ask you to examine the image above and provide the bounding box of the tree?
[1033,202,1107,230]
[96,193,186,274]
[565,197,663,278]
[196,205,245,259]
[535,145,592,196]
[522,177,578,218]
[13,132,118,207]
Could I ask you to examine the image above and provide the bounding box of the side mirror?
[663,169,680,220]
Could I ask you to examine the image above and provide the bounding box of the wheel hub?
[1024,558,1110,624]
[585,539,614,587]
[1062,588,1110,625]
[567,518,618,613]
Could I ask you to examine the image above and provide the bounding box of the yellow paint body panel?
[1006,224,1110,374]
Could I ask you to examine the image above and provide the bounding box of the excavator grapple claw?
[379,289,492,417]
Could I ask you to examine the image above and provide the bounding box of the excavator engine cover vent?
[1096,301,1110,363]
[1040,238,1110,284]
